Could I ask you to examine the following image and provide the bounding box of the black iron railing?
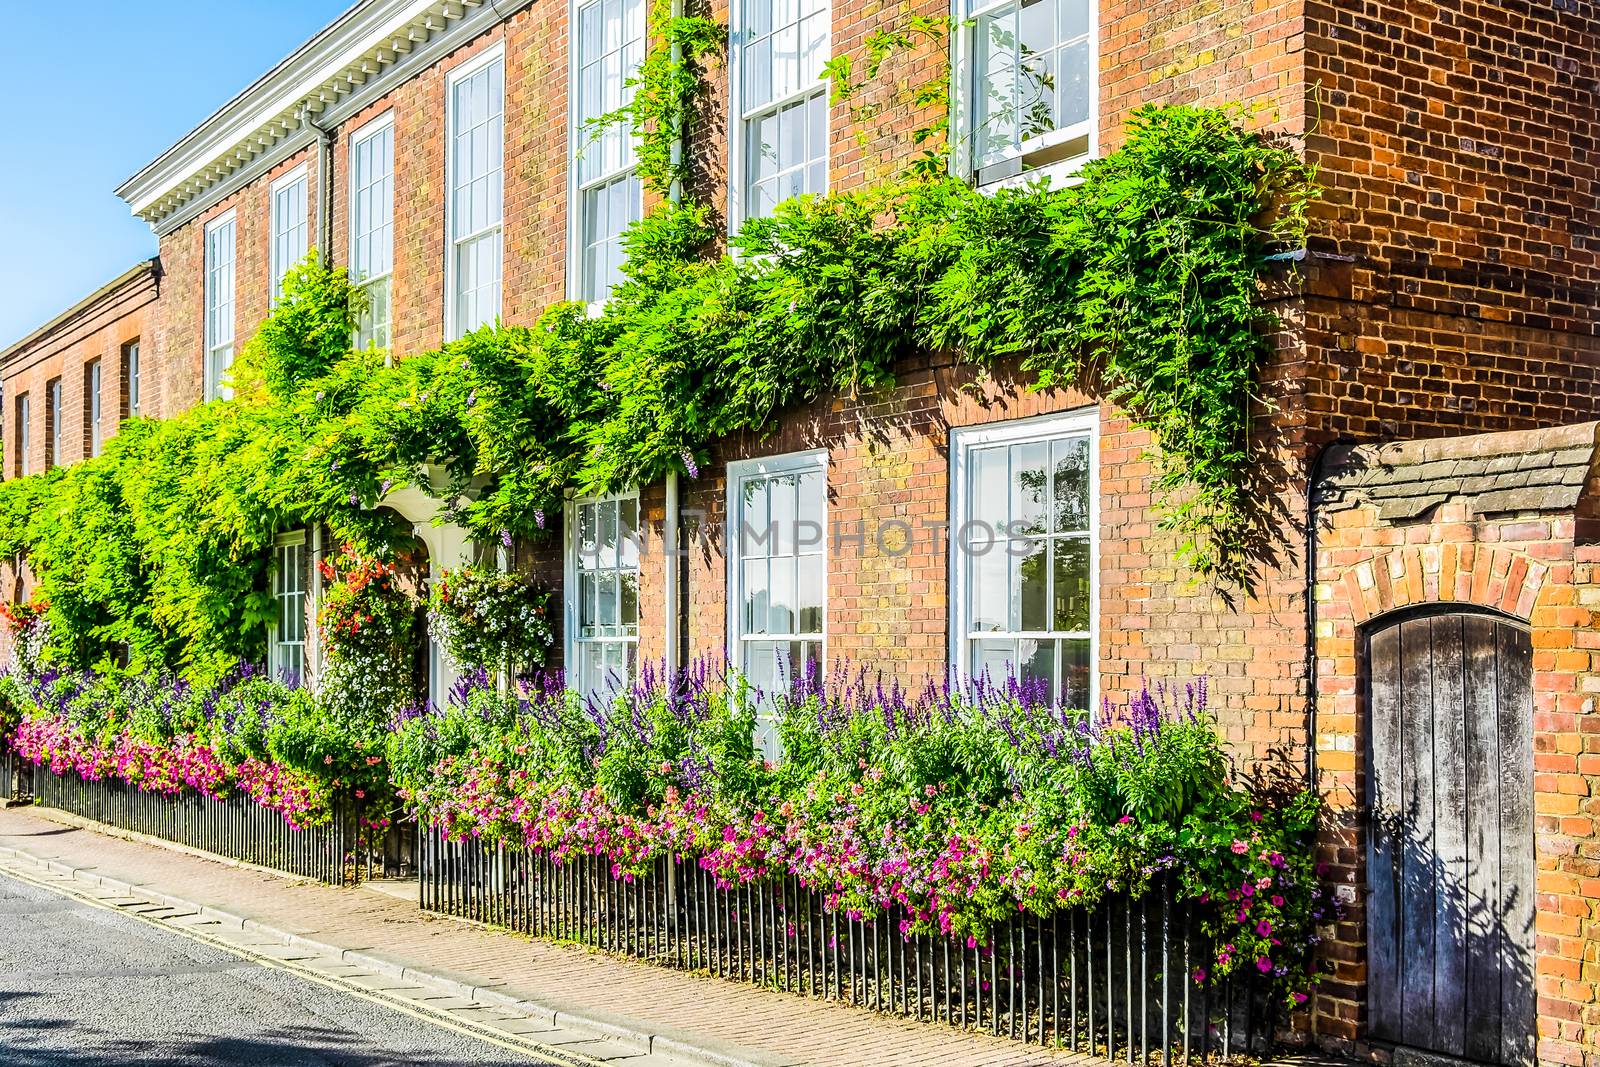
[0,747,29,803]
[418,824,1274,1056]
[32,767,359,885]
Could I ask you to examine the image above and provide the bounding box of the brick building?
[4,0,1600,1064]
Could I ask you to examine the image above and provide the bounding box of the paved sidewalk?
[0,855,662,1066]
[0,806,1075,1067]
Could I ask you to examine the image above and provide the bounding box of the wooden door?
[1366,612,1535,1067]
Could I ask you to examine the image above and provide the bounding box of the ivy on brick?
[0,103,1311,674]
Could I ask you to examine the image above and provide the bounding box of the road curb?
[0,816,797,1067]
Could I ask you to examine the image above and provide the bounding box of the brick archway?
[1309,423,1600,1064]
[1336,543,1548,627]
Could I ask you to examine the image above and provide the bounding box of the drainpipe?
[664,473,681,671]
[302,104,335,259]
[661,0,686,672]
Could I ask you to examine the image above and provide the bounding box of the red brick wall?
[1302,0,1600,441]
[157,146,319,415]
[328,9,570,360]
[1,266,159,479]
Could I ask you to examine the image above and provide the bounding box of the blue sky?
[0,2,347,349]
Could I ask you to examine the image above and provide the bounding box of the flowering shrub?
[318,547,419,720]
[427,567,555,675]
[0,664,393,830]
[1,597,50,676]
[388,662,1337,1010]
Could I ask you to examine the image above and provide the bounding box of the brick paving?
[0,806,1083,1067]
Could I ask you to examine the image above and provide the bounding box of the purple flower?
[681,450,700,479]
[500,529,513,548]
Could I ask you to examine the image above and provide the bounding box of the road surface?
[0,869,569,1066]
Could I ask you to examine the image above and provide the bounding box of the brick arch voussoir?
[1341,544,1544,626]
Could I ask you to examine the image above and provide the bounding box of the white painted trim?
[951,0,1100,186]
[117,0,534,227]
[947,407,1099,708]
[349,110,396,348]
[269,163,312,306]
[268,529,309,683]
[443,41,507,343]
[725,0,832,233]
[723,447,830,671]
[563,487,643,694]
[203,209,238,402]
[566,0,646,305]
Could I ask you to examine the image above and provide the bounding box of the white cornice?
[116,0,527,233]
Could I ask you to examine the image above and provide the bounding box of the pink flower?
[1256,919,1272,937]
[1256,957,1272,974]
[1192,967,1207,984]
[1230,839,1248,854]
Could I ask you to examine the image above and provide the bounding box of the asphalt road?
[0,870,550,1066]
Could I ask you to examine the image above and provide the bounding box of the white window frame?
[269,530,308,684]
[567,0,647,308]
[349,111,395,350]
[123,340,141,417]
[14,393,29,478]
[268,163,311,305]
[951,0,1099,189]
[948,408,1098,709]
[204,210,237,401]
[444,44,507,341]
[47,379,62,468]
[87,360,103,458]
[563,489,643,699]
[725,448,828,756]
[726,0,832,231]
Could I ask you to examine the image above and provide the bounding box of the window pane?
[1014,537,1048,631]
[599,498,619,566]
[970,535,1007,632]
[597,571,619,631]
[974,7,1020,165]
[1018,636,1055,699]
[1011,441,1049,536]
[1052,434,1090,532]
[1060,38,1091,128]
[619,571,639,633]
[743,639,778,697]
[796,553,823,633]
[740,476,772,555]
[769,473,797,556]
[742,558,770,635]
[578,502,598,558]
[972,638,1017,689]
[619,496,640,567]
[971,446,1009,531]
[1061,637,1090,711]
[1053,536,1090,632]
[579,572,598,636]
[768,555,795,635]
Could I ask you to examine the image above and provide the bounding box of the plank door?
[1366,612,1535,1067]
